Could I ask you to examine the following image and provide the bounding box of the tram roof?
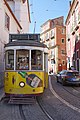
[5,40,48,48]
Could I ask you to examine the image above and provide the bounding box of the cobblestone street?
[0,0,80,119]
[0,75,80,120]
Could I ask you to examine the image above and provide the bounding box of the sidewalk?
[0,87,5,101]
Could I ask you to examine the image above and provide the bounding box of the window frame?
[5,50,14,70]
[61,38,65,43]
[5,49,44,71]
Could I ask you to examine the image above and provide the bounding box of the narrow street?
[0,0,80,119]
[0,75,80,120]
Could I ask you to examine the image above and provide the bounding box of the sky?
[29,0,72,33]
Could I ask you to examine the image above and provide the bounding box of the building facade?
[65,0,80,73]
[0,0,30,85]
[40,16,67,74]
[7,0,30,33]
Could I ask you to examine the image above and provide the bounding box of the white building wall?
[14,0,21,21]
[66,0,80,72]
[6,1,15,13]
[20,1,30,33]
[1,1,21,43]
[0,0,22,85]
[7,0,30,33]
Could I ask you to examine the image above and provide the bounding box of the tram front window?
[5,50,14,70]
[16,49,29,70]
[31,50,42,70]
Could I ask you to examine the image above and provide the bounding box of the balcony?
[71,21,79,35]
[49,42,54,48]
[71,24,75,33]
[66,34,70,41]
[48,43,58,49]
[48,54,55,59]
[78,11,80,24]
[50,30,55,39]
[71,13,80,34]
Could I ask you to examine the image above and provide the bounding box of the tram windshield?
[16,49,29,70]
[5,50,14,70]
[31,50,42,70]
[5,49,43,71]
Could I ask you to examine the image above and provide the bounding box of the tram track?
[37,97,55,120]
[19,105,26,120]
[49,76,80,113]
[19,98,55,120]
[18,96,55,120]
[11,76,80,120]
[52,74,80,99]
[61,86,80,99]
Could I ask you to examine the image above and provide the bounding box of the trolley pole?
[33,21,36,33]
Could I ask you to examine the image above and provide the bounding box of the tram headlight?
[19,81,25,87]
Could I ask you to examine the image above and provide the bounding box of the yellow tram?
[4,34,48,98]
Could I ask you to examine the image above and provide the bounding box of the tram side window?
[16,49,29,70]
[5,50,14,70]
[31,50,42,70]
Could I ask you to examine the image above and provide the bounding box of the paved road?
[0,75,80,120]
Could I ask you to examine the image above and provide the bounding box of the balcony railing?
[71,20,79,35]
[49,42,55,48]
[78,12,80,24]
[48,43,59,49]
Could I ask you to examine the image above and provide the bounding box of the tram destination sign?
[9,34,40,42]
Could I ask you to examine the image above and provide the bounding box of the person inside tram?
[31,55,42,70]
[18,57,29,70]
[37,63,42,70]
